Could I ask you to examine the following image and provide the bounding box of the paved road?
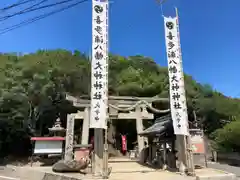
[0,165,194,180]
[194,154,240,178]
[208,162,240,179]
[1,163,239,180]
[0,166,19,180]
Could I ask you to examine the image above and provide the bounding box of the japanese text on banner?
[164,16,189,135]
[91,0,108,129]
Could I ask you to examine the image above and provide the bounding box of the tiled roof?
[138,114,172,136]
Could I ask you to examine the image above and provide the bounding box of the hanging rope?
[109,100,170,113]
[66,94,170,113]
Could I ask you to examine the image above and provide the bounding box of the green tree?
[211,120,240,152]
[0,49,239,156]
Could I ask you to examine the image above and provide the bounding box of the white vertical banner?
[164,16,189,135]
[91,0,108,129]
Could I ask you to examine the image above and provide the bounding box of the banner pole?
[175,7,195,176]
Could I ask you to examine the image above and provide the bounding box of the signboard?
[31,137,65,154]
[164,16,189,135]
[34,141,63,154]
[190,129,205,154]
[90,0,109,129]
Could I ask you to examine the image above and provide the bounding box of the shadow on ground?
[0,156,60,167]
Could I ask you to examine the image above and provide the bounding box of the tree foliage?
[0,49,239,156]
[210,120,240,152]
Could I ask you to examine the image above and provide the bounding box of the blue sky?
[0,0,239,97]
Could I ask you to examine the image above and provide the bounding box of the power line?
[0,0,89,35]
[1,0,49,21]
[0,0,35,11]
[0,0,78,22]
[23,0,49,12]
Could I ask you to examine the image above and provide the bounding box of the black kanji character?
[166,21,174,30]
[176,112,181,118]
[94,61,102,70]
[94,81,103,90]
[168,51,176,58]
[95,109,100,115]
[169,59,177,64]
[94,71,103,80]
[93,92,102,100]
[66,146,73,150]
[171,75,178,82]
[168,41,175,50]
[94,102,100,108]
[94,51,103,60]
[172,92,180,101]
[95,26,102,35]
[95,16,103,24]
[174,102,182,109]
[94,5,103,13]
[172,84,180,91]
[169,66,177,73]
[176,118,181,123]
[177,124,181,128]
[94,45,103,50]
[95,116,100,121]
[167,32,174,40]
[95,35,103,43]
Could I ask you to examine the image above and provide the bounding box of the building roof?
[138,114,172,137]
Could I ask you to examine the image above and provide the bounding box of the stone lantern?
[48,118,66,137]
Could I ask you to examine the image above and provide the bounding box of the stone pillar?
[64,114,75,161]
[81,107,90,145]
[176,135,188,173]
[136,106,144,159]
[94,128,104,176]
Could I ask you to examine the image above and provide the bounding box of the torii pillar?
[81,107,90,145]
[136,106,144,155]
[117,105,153,159]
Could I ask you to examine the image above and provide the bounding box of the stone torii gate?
[64,94,170,163]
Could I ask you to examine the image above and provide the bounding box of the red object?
[121,135,127,154]
[31,137,65,141]
[74,148,90,161]
[192,143,205,154]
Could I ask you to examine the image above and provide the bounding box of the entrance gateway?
[63,94,203,173]
[64,94,170,162]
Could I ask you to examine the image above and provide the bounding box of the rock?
[52,158,89,173]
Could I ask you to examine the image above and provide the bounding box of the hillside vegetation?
[0,49,239,157]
